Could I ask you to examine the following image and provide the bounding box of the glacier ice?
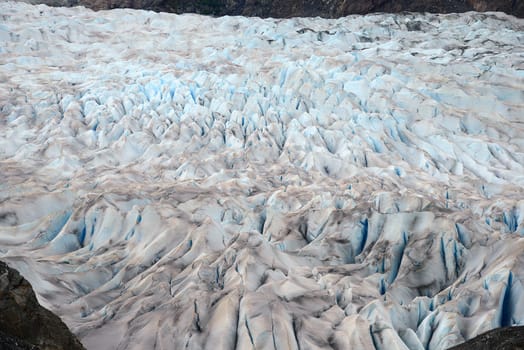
[0,2,524,349]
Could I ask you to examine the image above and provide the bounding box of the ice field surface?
[1,2,524,349]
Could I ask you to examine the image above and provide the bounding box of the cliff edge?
[0,261,85,350]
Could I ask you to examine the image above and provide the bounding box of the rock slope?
[0,2,523,350]
[448,326,524,350]
[0,261,85,350]
[16,0,524,17]
[0,330,38,350]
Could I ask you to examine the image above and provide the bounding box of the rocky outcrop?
[19,0,524,17]
[448,326,524,350]
[0,261,85,350]
[0,330,38,350]
[156,0,473,17]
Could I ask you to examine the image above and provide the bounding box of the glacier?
[0,2,524,349]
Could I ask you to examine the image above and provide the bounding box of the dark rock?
[0,261,85,350]
[448,326,524,350]
[0,330,39,350]
[22,0,524,17]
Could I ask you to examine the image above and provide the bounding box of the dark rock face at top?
[21,0,524,17]
[448,326,524,350]
[155,0,522,17]
[0,261,85,350]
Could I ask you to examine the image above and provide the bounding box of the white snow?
[0,2,524,349]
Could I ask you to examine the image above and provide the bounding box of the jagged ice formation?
[0,2,524,349]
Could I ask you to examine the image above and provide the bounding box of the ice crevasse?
[0,2,524,349]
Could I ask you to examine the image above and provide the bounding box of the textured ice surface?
[1,2,524,349]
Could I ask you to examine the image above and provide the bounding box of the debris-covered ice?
[0,2,523,349]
